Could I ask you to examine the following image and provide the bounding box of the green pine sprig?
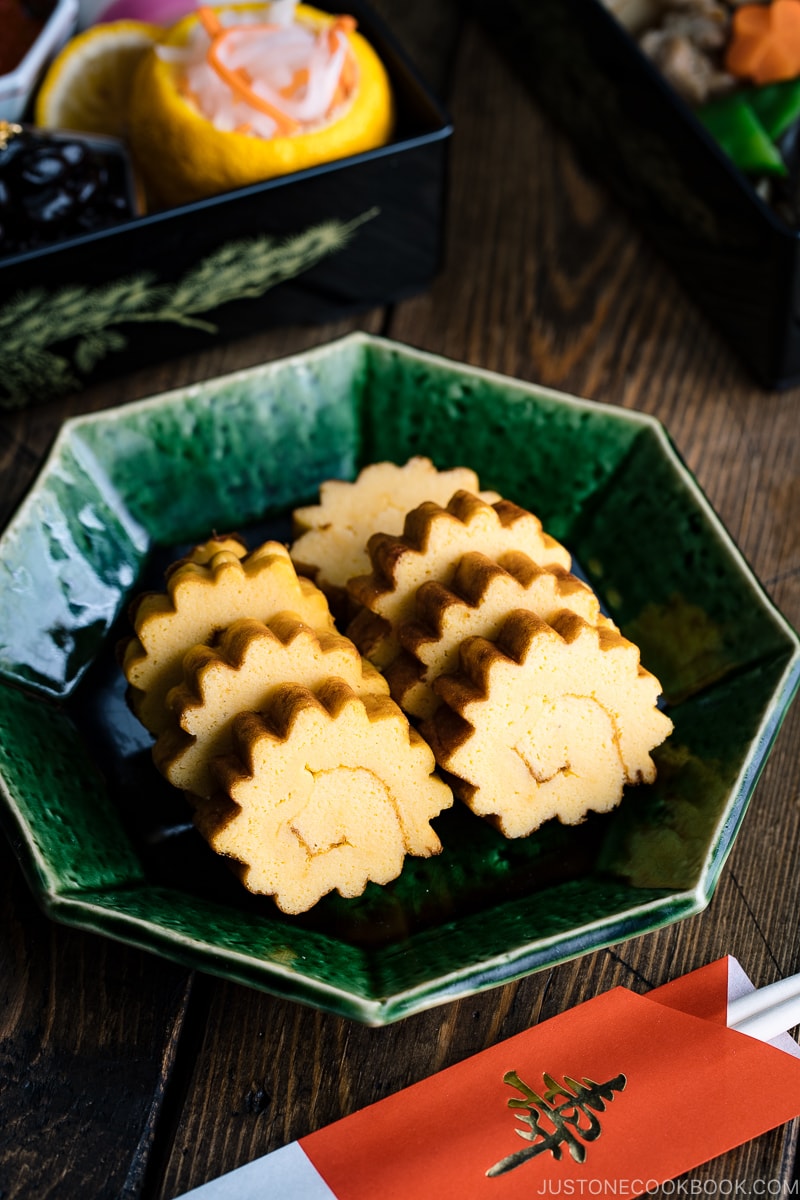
[0,207,378,409]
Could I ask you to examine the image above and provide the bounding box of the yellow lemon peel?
[128,3,394,207]
[34,20,162,140]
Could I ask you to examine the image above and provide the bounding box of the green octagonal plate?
[0,333,798,1024]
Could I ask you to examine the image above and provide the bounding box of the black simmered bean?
[0,127,136,256]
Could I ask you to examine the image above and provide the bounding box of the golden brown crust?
[346,491,571,668]
[343,607,393,661]
[421,609,672,838]
[195,680,453,914]
[122,538,334,736]
[290,457,500,598]
[387,550,611,719]
[155,612,388,799]
[163,533,247,579]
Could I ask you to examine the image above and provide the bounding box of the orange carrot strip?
[325,16,358,115]
[726,0,800,84]
[207,34,301,133]
[327,81,345,114]
[195,13,360,133]
[325,47,358,115]
[279,66,309,98]
[197,5,222,37]
[340,50,357,94]
[327,14,356,54]
[200,16,279,45]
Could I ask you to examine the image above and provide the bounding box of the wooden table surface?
[2,5,799,1196]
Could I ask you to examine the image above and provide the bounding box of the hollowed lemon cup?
[128,3,395,208]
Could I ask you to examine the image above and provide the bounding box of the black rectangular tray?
[474,0,800,389]
[0,1,452,409]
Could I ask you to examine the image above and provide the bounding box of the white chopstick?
[728,971,800,1043]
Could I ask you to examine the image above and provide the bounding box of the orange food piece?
[726,0,800,85]
[280,65,309,98]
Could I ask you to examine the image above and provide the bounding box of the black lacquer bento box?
[474,0,800,390]
[0,2,452,410]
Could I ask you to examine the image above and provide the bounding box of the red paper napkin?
[176,958,800,1199]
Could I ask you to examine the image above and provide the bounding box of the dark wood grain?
[1,2,799,1196]
[0,836,192,1199]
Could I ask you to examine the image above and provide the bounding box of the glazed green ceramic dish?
[0,334,798,1024]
